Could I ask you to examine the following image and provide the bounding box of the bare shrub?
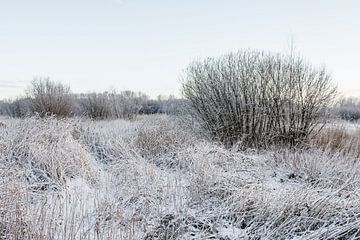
[109,90,148,119]
[0,98,32,118]
[182,50,337,148]
[76,93,112,120]
[75,91,147,120]
[26,77,73,117]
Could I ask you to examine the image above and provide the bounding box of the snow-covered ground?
[0,115,360,239]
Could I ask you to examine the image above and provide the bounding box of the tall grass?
[1,115,359,239]
[311,124,360,157]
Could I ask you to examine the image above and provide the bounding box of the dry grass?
[134,115,196,161]
[0,115,360,239]
[311,124,360,157]
[0,117,98,190]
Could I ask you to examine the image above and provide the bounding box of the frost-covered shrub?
[26,78,73,117]
[75,91,147,120]
[0,98,32,118]
[110,90,148,119]
[76,93,112,120]
[182,50,337,147]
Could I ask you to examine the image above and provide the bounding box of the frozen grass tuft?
[0,117,99,190]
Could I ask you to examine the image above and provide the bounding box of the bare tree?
[182,50,337,147]
[26,78,73,117]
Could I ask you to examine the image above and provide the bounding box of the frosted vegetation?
[1,115,360,239]
[1,50,360,239]
[182,50,336,147]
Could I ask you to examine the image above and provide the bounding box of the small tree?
[27,78,73,117]
[182,50,337,147]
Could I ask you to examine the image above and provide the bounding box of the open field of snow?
[1,115,360,239]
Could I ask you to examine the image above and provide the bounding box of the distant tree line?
[1,50,357,149]
[335,97,360,122]
[0,78,185,119]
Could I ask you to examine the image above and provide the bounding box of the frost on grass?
[0,115,360,239]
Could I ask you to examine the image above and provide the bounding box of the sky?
[0,0,359,99]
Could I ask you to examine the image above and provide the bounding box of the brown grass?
[311,126,360,157]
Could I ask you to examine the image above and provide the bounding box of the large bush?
[182,50,337,147]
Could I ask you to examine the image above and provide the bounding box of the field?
[1,115,360,239]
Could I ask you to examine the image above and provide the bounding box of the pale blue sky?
[0,0,359,98]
